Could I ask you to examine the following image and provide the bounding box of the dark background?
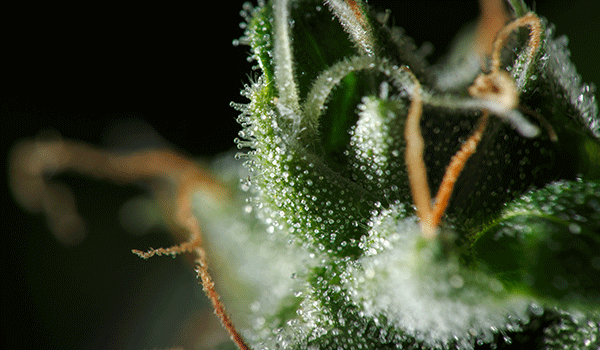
[2,1,599,349]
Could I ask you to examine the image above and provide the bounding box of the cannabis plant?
[8,0,600,349]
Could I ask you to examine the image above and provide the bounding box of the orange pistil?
[402,66,436,238]
[474,0,509,57]
[9,137,248,350]
[133,179,249,350]
[408,11,543,239]
[490,12,542,75]
[429,113,490,230]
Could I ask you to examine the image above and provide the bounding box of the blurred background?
[2,1,598,349]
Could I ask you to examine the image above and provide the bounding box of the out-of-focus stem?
[474,0,510,58]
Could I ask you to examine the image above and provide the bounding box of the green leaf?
[471,179,600,305]
[288,0,357,99]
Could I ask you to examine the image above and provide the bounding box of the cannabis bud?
[9,0,600,349]
[224,0,600,348]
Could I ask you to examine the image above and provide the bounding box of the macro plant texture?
[7,0,600,349]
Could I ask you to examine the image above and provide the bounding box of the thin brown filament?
[423,13,541,235]
[429,112,490,229]
[9,139,227,203]
[195,244,250,350]
[490,12,541,73]
[9,138,231,233]
[131,233,202,259]
[9,137,249,350]
[520,105,558,142]
[402,66,436,238]
[133,183,250,350]
[474,0,509,57]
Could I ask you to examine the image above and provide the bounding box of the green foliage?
[472,179,600,304]
[204,0,600,348]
